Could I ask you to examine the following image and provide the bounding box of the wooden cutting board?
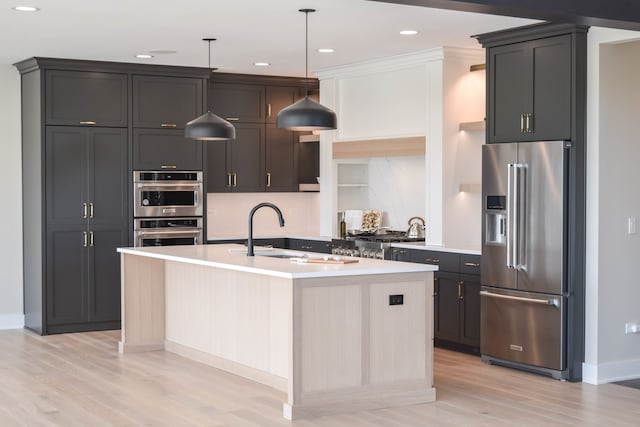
[291,257,359,264]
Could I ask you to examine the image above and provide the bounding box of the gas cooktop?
[341,230,425,243]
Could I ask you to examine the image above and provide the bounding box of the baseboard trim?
[0,313,24,330]
[582,359,640,384]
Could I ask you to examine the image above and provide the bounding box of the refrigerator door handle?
[480,290,559,307]
[506,163,514,268]
[514,163,523,269]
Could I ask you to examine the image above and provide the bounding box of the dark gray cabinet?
[266,125,298,192]
[391,248,411,262]
[266,86,299,124]
[44,126,127,332]
[133,129,203,171]
[133,75,204,129]
[45,70,127,127]
[409,249,481,354]
[207,123,265,192]
[478,24,588,144]
[287,239,332,254]
[210,83,265,123]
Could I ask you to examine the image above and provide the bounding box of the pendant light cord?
[305,10,309,97]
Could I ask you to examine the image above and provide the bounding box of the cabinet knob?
[89,203,94,219]
[425,258,440,264]
[464,262,480,268]
[458,281,464,300]
[89,231,94,247]
[161,123,177,128]
[227,173,232,188]
[225,117,239,121]
[161,165,177,169]
[83,203,88,219]
[79,121,96,125]
[520,113,525,133]
[83,231,88,248]
[266,172,272,188]
[267,103,272,117]
[233,173,237,187]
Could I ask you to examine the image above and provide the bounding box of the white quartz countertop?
[118,244,438,279]
[390,242,481,255]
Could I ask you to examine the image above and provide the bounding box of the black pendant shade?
[185,111,236,140]
[276,9,337,131]
[276,96,337,131]
[184,38,235,141]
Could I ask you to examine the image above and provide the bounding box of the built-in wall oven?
[133,171,204,247]
[133,171,203,218]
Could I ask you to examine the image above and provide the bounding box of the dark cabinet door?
[46,226,88,325]
[488,42,532,143]
[45,70,127,127]
[87,128,128,227]
[133,128,203,171]
[488,34,573,143]
[298,140,319,184]
[133,75,204,129]
[88,225,127,323]
[530,35,572,141]
[266,125,298,192]
[266,86,299,123]
[229,123,265,192]
[391,248,412,262]
[434,272,460,343]
[206,141,231,192]
[458,274,481,348]
[288,239,332,254]
[46,127,87,225]
[210,83,265,123]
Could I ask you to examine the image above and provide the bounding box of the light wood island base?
[118,246,436,420]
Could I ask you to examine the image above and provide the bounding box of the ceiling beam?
[369,0,640,31]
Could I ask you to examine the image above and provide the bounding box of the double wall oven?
[133,171,204,247]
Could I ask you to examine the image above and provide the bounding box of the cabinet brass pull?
[302,245,313,250]
[83,231,88,248]
[232,173,237,187]
[161,165,177,169]
[225,117,239,121]
[464,262,480,268]
[267,103,272,117]
[267,172,271,187]
[227,173,232,187]
[161,123,177,128]
[458,281,464,300]
[89,231,94,247]
[425,258,440,264]
[89,203,94,218]
[526,113,533,133]
[520,113,525,133]
[79,121,96,125]
[83,203,88,219]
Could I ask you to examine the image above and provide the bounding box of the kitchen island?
[117,244,437,420]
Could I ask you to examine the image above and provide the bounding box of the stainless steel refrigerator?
[481,141,569,379]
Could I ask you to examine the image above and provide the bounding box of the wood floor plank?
[1,329,639,426]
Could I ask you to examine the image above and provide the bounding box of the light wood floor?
[1,329,638,426]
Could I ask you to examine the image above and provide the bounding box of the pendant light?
[276,9,337,131]
[184,38,236,140]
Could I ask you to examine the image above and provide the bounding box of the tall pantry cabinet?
[16,58,209,334]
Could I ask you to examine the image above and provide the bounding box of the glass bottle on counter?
[339,212,347,239]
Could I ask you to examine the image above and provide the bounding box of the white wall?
[583,29,640,384]
[0,65,24,329]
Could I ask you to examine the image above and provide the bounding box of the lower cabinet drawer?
[410,250,459,272]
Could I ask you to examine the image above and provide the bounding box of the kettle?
[406,216,426,239]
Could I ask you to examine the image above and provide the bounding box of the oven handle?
[136,230,202,236]
[136,183,202,188]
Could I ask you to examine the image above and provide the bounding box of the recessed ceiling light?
[135,54,154,59]
[13,6,39,12]
[254,62,270,66]
[399,30,418,35]
[317,48,335,53]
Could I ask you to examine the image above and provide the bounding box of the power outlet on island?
[389,294,404,306]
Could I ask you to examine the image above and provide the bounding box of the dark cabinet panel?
[45,127,86,225]
[459,274,481,347]
[88,226,126,323]
[287,239,332,254]
[266,86,298,124]
[87,128,128,226]
[298,141,319,184]
[46,226,87,325]
[266,125,298,192]
[133,75,203,129]
[210,83,265,123]
[486,33,574,143]
[45,70,127,127]
[133,128,203,171]
[459,254,481,275]
[206,141,230,192]
[229,123,265,192]
[489,43,531,142]
[411,250,460,273]
[391,248,412,262]
[434,272,460,343]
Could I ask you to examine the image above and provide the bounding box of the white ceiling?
[1,0,538,76]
